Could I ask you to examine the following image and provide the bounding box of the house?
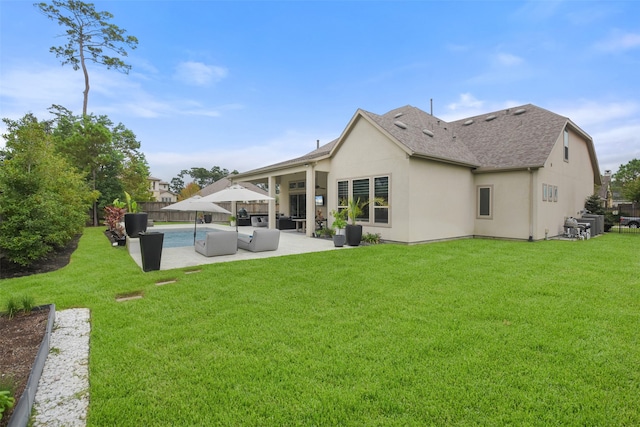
[231,104,601,243]
[148,176,177,202]
[599,170,614,208]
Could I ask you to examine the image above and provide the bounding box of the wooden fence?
[139,202,273,223]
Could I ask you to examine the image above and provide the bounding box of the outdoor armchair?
[237,229,280,252]
[195,231,238,257]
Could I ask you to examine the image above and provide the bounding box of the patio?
[126,223,344,270]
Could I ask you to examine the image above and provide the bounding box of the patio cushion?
[195,231,238,257]
[251,216,268,227]
[237,229,280,252]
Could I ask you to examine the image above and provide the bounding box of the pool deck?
[127,223,347,271]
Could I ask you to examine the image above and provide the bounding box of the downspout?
[528,168,534,242]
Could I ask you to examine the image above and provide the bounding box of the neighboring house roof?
[198,177,269,197]
[599,174,612,200]
[234,104,600,182]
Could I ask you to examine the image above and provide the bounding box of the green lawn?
[1,228,639,426]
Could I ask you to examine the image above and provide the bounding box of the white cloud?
[555,100,639,127]
[552,100,640,174]
[496,53,524,67]
[146,129,332,182]
[447,93,484,112]
[174,61,228,86]
[595,31,640,52]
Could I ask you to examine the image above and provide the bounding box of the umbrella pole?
[193,211,198,245]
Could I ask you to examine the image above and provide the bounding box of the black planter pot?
[124,213,148,238]
[204,214,212,224]
[333,234,346,247]
[139,232,164,272]
[345,224,362,246]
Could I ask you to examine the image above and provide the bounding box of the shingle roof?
[450,104,569,169]
[236,103,592,176]
[362,106,479,166]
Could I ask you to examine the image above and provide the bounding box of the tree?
[170,166,239,193]
[36,0,138,115]
[622,178,640,203]
[613,158,640,203]
[49,106,151,225]
[0,114,95,266]
[584,194,604,215]
[613,159,640,185]
[179,182,201,201]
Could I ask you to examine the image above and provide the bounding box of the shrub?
[0,115,94,266]
[362,232,382,244]
[21,295,35,313]
[5,297,20,319]
[0,390,16,421]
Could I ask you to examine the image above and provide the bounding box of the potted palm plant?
[330,209,347,247]
[345,197,384,246]
[345,198,365,246]
[123,191,148,238]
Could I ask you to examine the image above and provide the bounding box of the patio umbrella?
[200,184,274,231]
[162,196,231,244]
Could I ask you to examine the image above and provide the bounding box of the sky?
[1,0,640,184]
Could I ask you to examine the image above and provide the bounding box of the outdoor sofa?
[250,216,268,227]
[195,231,238,257]
[237,229,280,252]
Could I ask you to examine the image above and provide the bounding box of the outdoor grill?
[564,217,591,239]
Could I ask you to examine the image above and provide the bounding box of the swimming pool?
[160,228,219,248]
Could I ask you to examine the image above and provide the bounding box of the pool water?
[161,228,218,248]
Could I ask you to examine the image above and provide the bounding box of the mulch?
[1,236,80,426]
[0,234,80,280]
[0,308,49,427]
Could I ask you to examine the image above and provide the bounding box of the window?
[477,185,492,218]
[563,128,569,162]
[374,177,389,224]
[353,179,370,222]
[337,176,390,225]
[289,194,306,218]
[543,184,548,201]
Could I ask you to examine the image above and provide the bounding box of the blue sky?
[2,0,639,183]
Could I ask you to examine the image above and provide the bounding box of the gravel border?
[33,308,90,427]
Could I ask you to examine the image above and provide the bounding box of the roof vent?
[514,108,526,115]
[394,112,404,118]
[422,129,434,137]
[463,119,474,126]
[394,121,407,129]
[485,114,496,121]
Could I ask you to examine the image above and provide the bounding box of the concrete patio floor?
[126,223,346,271]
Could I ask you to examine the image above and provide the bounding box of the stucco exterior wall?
[473,170,533,240]
[406,158,475,243]
[535,127,596,238]
[327,117,408,242]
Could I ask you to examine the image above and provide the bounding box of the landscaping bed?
[1,238,76,426]
[0,308,49,427]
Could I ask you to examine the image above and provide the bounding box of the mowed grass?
[1,228,638,426]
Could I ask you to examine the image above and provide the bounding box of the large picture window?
[336,176,390,225]
[477,185,492,219]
